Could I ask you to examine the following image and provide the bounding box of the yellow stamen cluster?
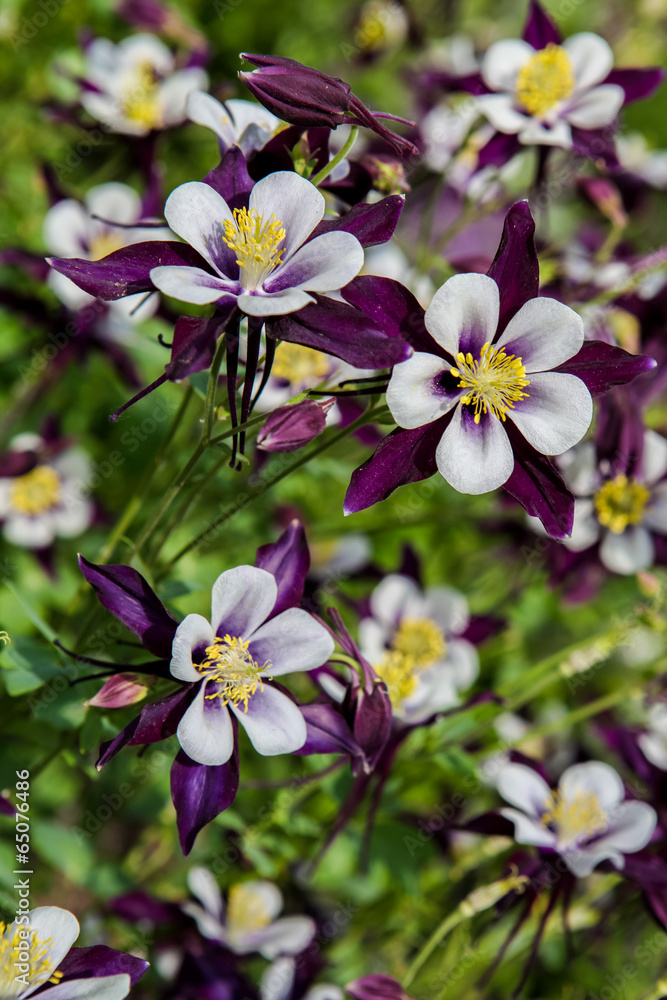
[375,617,447,708]
[10,466,61,516]
[542,790,608,848]
[223,207,286,290]
[451,342,530,424]
[88,231,126,261]
[227,884,272,936]
[516,43,575,119]
[0,921,56,997]
[271,342,331,385]
[594,474,651,534]
[121,61,162,129]
[198,634,271,712]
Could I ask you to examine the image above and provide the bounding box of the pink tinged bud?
[87,673,150,708]
[257,398,335,453]
[577,177,628,229]
[347,976,414,1000]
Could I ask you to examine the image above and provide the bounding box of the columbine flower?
[79,32,208,135]
[0,434,93,549]
[358,574,478,723]
[149,171,365,316]
[0,906,147,999]
[639,703,667,771]
[44,182,169,324]
[497,760,657,877]
[170,565,334,765]
[184,869,315,958]
[186,90,282,155]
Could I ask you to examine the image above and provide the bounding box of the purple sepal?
[57,946,148,986]
[167,312,235,381]
[267,293,412,369]
[203,145,254,208]
[476,131,521,169]
[462,614,505,645]
[487,201,539,335]
[294,702,361,756]
[342,275,434,355]
[111,890,183,925]
[0,449,39,478]
[0,795,14,816]
[309,196,404,248]
[257,399,332,452]
[170,734,240,855]
[522,0,561,48]
[48,241,209,300]
[344,421,444,515]
[255,519,310,616]
[78,555,179,658]
[464,810,519,838]
[503,424,575,538]
[605,67,665,104]
[347,975,412,1000]
[96,687,195,768]
[571,127,620,170]
[555,341,657,396]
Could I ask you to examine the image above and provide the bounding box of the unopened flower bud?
[257,398,335,453]
[577,176,628,229]
[87,672,150,709]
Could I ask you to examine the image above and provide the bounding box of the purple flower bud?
[239,54,419,159]
[347,975,415,1000]
[257,398,335,452]
[87,672,150,709]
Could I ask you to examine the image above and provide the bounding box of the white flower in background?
[187,90,282,155]
[80,33,208,135]
[261,959,343,1000]
[358,573,479,723]
[185,870,315,958]
[363,243,434,308]
[150,171,364,316]
[618,133,667,189]
[639,703,667,770]
[309,533,372,581]
[355,0,409,54]
[0,435,94,549]
[44,182,171,328]
[497,761,656,877]
[420,98,480,174]
[0,907,132,999]
[478,33,625,148]
[387,273,592,494]
[170,566,333,765]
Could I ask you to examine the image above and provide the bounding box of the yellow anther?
[271,342,331,385]
[452,341,530,424]
[375,617,446,708]
[10,466,61,516]
[88,231,126,261]
[594,474,651,534]
[198,634,271,712]
[223,207,286,290]
[516,44,575,119]
[0,920,56,996]
[121,61,162,129]
[542,790,608,847]
[227,884,272,936]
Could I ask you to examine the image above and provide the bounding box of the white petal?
[518,118,572,148]
[119,33,174,74]
[358,618,390,663]
[231,685,306,755]
[159,69,210,127]
[387,353,458,430]
[249,172,325,261]
[85,183,140,227]
[444,638,479,690]
[210,565,277,638]
[47,269,94,310]
[40,975,131,1000]
[558,761,624,811]
[3,514,54,549]
[260,957,296,1000]
[187,90,237,146]
[597,800,657,853]
[265,231,364,294]
[400,667,459,723]
[563,844,614,878]
[186,867,224,922]
[477,94,529,134]
[566,84,625,129]
[225,99,281,138]
[245,916,316,959]
[557,441,597,495]
[599,525,654,575]
[425,273,500,359]
[50,500,94,539]
[497,763,552,816]
[563,32,615,91]
[247,608,334,675]
[565,499,601,551]
[508,372,592,455]
[644,481,667,534]
[19,907,80,992]
[150,265,238,305]
[177,683,234,766]
[42,200,89,258]
[436,406,515,494]
[500,807,557,847]
[237,289,315,317]
[0,480,12,518]
[171,614,215,683]
[497,297,584,371]
[643,430,667,485]
[370,574,421,629]
[638,731,667,771]
[481,39,535,93]
[163,181,236,275]
[181,900,226,941]
[422,586,469,634]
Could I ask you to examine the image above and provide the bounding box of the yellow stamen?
[542,790,608,848]
[271,342,331,385]
[375,649,419,705]
[516,43,575,119]
[451,341,530,424]
[223,207,286,290]
[121,61,162,129]
[0,921,56,998]
[198,634,271,711]
[10,466,61,516]
[88,231,126,261]
[375,617,447,708]
[227,884,272,936]
[594,474,651,534]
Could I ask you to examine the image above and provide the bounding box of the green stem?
[309,127,359,186]
[204,333,228,444]
[209,409,270,445]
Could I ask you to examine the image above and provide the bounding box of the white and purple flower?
[497,760,657,877]
[639,703,667,771]
[186,90,282,155]
[169,565,334,765]
[149,170,365,316]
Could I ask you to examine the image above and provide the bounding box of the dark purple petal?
[347,975,412,1000]
[605,67,664,104]
[502,426,575,538]
[48,242,211,301]
[462,614,505,645]
[522,0,561,48]
[571,127,620,170]
[110,890,184,925]
[487,201,539,335]
[353,674,392,772]
[257,399,331,452]
[415,69,490,98]
[267,293,411,368]
[57,946,148,986]
[294,702,361,756]
[342,275,436,355]
[0,795,14,816]
[203,145,254,209]
[166,311,236,381]
[555,342,657,396]
[78,555,179,657]
[309,196,404,248]
[0,449,39,477]
[255,519,310,615]
[96,687,195,768]
[344,421,445,515]
[170,735,240,855]
[476,131,521,169]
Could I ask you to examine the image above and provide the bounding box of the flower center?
[197,634,271,712]
[271,342,331,387]
[594,475,651,534]
[542,790,608,848]
[121,61,162,129]
[226,884,272,939]
[515,44,575,119]
[88,231,126,261]
[0,921,61,998]
[375,617,446,708]
[450,342,530,424]
[10,466,61,516]
[223,207,286,291]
